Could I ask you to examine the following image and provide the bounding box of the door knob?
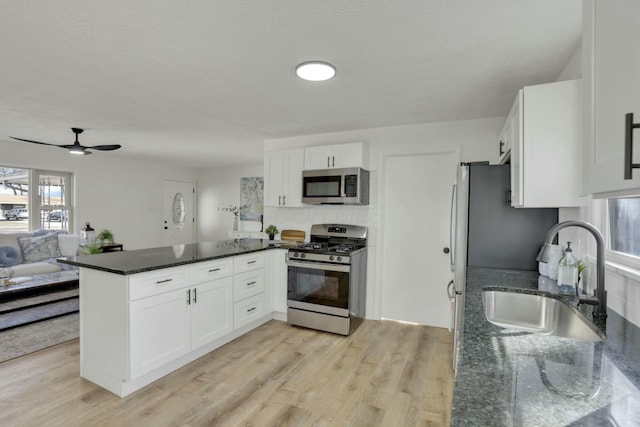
[443,247,450,254]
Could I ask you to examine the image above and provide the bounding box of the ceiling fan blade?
[9,136,64,148]
[87,144,122,151]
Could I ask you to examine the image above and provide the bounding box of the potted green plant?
[80,242,103,255]
[265,224,279,240]
[96,229,115,245]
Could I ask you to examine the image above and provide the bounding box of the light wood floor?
[0,319,454,426]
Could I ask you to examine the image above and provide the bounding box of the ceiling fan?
[10,128,121,155]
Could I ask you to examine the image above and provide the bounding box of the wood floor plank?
[0,319,453,426]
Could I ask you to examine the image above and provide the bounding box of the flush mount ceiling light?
[295,61,336,81]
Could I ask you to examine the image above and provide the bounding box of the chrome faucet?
[536,220,607,321]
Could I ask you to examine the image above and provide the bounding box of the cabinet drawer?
[234,252,265,274]
[233,269,265,302]
[234,293,265,330]
[128,267,189,301]
[191,258,233,284]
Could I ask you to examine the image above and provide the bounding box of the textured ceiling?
[0,0,582,168]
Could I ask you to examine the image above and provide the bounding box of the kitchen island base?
[77,248,273,398]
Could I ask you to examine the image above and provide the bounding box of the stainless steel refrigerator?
[448,163,558,369]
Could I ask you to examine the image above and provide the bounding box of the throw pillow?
[0,245,21,266]
[58,234,81,257]
[17,233,61,263]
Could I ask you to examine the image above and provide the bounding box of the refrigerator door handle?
[446,279,455,301]
[449,183,457,269]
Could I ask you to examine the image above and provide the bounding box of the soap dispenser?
[557,242,578,295]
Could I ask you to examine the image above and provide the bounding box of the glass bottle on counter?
[557,242,578,295]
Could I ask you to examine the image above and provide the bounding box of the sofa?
[0,230,80,277]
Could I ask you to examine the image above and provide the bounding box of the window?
[604,196,640,269]
[608,197,640,257]
[0,166,74,234]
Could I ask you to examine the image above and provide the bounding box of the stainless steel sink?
[482,287,606,342]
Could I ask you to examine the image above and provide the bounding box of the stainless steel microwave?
[302,167,370,205]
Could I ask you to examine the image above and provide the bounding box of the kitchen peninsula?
[59,239,292,397]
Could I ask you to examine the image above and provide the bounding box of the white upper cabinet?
[582,0,640,195]
[509,79,581,208]
[304,142,366,170]
[497,97,517,164]
[264,148,304,207]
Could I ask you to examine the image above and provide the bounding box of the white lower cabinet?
[266,248,288,316]
[190,276,233,350]
[129,269,233,380]
[234,293,265,330]
[129,288,191,379]
[233,252,267,330]
[79,252,277,398]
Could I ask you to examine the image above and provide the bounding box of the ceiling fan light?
[69,148,86,155]
[295,61,336,81]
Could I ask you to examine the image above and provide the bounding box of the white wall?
[196,164,263,242]
[0,140,195,250]
[264,117,502,319]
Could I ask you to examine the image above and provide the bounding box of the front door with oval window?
[163,179,195,246]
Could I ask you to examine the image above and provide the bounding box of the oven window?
[303,176,341,197]
[288,265,349,309]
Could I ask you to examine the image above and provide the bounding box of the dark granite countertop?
[451,267,640,426]
[58,239,296,275]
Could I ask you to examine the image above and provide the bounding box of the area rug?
[0,312,79,363]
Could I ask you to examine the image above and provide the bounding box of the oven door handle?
[287,259,350,273]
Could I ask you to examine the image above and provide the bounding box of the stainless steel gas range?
[287,224,367,335]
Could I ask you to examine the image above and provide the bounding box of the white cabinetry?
[266,248,288,319]
[128,260,233,379]
[509,79,581,208]
[304,142,366,170]
[129,287,190,379]
[497,98,517,164]
[264,148,304,207]
[189,260,234,349]
[582,0,640,195]
[79,252,274,398]
[233,252,267,329]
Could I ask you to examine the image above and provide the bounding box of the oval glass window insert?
[172,193,186,230]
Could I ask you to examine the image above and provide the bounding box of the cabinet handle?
[247,307,257,313]
[193,288,197,304]
[156,278,173,284]
[187,289,191,305]
[278,195,282,206]
[209,268,221,273]
[506,189,512,205]
[624,113,640,180]
[282,195,286,205]
[332,156,335,167]
[247,260,257,265]
[247,281,256,287]
[327,156,330,168]
[499,140,505,156]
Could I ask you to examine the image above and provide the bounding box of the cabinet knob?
[442,247,450,254]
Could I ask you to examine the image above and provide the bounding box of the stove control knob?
[301,253,306,258]
[293,252,299,258]
[337,256,342,262]
[329,255,335,261]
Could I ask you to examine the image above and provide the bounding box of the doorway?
[162,180,195,246]
[380,151,458,328]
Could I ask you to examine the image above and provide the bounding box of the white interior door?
[381,152,458,328]
[163,179,195,246]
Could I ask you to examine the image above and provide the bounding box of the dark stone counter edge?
[57,240,293,276]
